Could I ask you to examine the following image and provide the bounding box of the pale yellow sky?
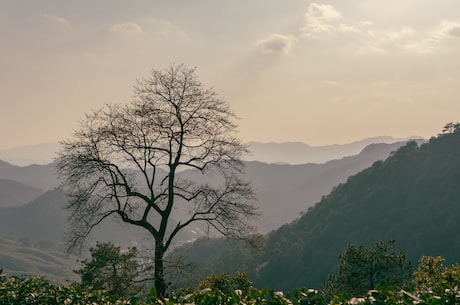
[1,0,460,149]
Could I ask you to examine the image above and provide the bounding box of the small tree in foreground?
[199,272,253,295]
[56,64,258,298]
[325,240,412,297]
[75,242,140,298]
[413,256,460,298]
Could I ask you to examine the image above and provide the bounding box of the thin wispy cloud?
[337,23,360,33]
[295,3,460,56]
[42,13,71,29]
[384,27,416,42]
[110,22,143,34]
[401,20,460,54]
[149,19,185,37]
[302,3,341,36]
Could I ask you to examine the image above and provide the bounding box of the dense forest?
[168,125,460,291]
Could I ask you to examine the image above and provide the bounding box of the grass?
[0,234,79,284]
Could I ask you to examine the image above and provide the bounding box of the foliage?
[325,240,412,297]
[165,236,263,290]
[0,269,127,305]
[56,64,257,297]
[414,255,460,302]
[441,122,460,134]
[199,272,254,295]
[2,262,460,305]
[164,286,326,305]
[74,241,141,298]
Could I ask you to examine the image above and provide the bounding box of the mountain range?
[0,141,412,232]
[168,128,460,291]
[0,137,421,166]
[0,137,424,284]
[245,136,422,164]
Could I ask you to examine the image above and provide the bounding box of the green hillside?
[168,126,460,291]
[0,234,79,284]
[258,127,460,290]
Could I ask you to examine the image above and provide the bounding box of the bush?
[0,269,128,305]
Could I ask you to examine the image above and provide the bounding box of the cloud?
[354,45,387,56]
[302,3,341,36]
[110,22,143,34]
[438,20,460,38]
[385,26,416,41]
[402,20,460,54]
[256,34,297,55]
[448,26,460,38]
[337,23,360,33]
[42,13,71,28]
[321,80,345,87]
[149,19,185,37]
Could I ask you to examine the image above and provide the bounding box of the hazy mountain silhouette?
[0,142,61,166]
[0,188,207,252]
[242,141,415,232]
[245,136,423,164]
[0,140,413,233]
[0,139,420,283]
[149,141,413,233]
[0,160,59,190]
[0,179,44,207]
[0,189,68,242]
[0,137,422,166]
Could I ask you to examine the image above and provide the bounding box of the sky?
[1,0,460,149]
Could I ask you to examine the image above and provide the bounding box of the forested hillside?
[169,127,460,291]
[0,179,43,207]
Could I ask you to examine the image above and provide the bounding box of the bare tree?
[56,64,258,297]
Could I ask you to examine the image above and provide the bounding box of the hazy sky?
[1,0,460,149]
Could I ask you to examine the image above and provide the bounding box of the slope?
[167,129,460,292]
[0,234,79,284]
[0,179,44,207]
[243,141,412,232]
[256,129,460,290]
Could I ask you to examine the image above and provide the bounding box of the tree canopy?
[56,64,258,297]
[75,242,140,297]
[325,240,412,297]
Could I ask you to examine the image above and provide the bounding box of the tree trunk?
[154,241,167,298]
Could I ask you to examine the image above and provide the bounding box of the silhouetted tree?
[442,122,460,134]
[56,64,258,297]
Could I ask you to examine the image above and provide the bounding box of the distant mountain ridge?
[0,136,423,166]
[246,136,424,164]
[243,141,415,231]
[0,141,413,235]
[0,142,61,166]
[0,160,58,191]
